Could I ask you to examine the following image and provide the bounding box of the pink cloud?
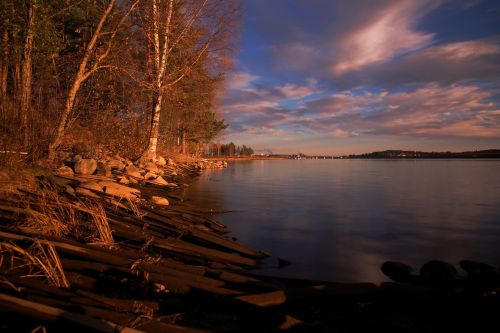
[332,0,436,74]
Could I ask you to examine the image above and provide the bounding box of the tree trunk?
[0,30,8,99]
[181,130,186,155]
[21,2,35,148]
[47,0,116,163]
[140,0,173,162]
[142,92,163,161]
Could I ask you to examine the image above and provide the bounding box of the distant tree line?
[205,142,254,157]
[348,150,500,159]
[0,0,240,163]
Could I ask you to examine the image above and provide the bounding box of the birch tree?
[139,0,238,161]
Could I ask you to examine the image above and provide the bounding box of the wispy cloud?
[332,0,436,74]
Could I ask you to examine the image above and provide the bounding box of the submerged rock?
[460,260,495,275]
[420,260,457,287]
[381,261,414,282]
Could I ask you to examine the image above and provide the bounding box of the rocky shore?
[0,155,499,332]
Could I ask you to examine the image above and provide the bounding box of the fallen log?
[0,292,144,333]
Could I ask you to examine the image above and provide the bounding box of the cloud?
[226,71,260,90]
[331,0,436,74]
[302,84,500,138]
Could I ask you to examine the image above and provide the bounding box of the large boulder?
[97,180,140,199]
[74,159,97,175]
[381,261,414,282]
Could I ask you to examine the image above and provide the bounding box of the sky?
[218,0,500,155]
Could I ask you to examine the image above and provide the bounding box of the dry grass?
[0,241,69,288]
[17,181,114,247]
[78,201,114,247]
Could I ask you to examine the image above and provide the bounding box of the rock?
[73,154,82,162]
[144,162,159,173]
[150,196,169,206]
[125,165,143,179]
[128,177,138,184]
[143,172,158,180]
[118,176,130,184]
[75,187,100,199]
[381,261,414,282]
[95,162,112,177]
[65,185,75,196]
[151,176,168,186]
[74,159,97,175]
[78,181,103,192]
[156,156,166,166]
[420,260,457,287]
[460,260,495,275]
[97,180,140,199]
[72,143,92,158]
[167,158,174,166]
[55,166,74,176]
[468,270,500,292]
[107,159,125,171]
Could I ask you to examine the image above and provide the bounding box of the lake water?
[185,159,500,282]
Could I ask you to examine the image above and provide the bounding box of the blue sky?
[219,0,500,155]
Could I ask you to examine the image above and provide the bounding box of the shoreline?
[1,156,499,331]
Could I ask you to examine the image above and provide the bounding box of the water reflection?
[186,160,500,282]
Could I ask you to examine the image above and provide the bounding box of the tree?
[47,0,140,162]
[138,0,239,161]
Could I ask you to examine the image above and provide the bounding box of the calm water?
[186,160,500,282]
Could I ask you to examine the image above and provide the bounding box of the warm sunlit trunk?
[47,0,116,162]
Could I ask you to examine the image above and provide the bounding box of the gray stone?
[74,159,97,175]
[55,166,74,176]
[151,196,169,206]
